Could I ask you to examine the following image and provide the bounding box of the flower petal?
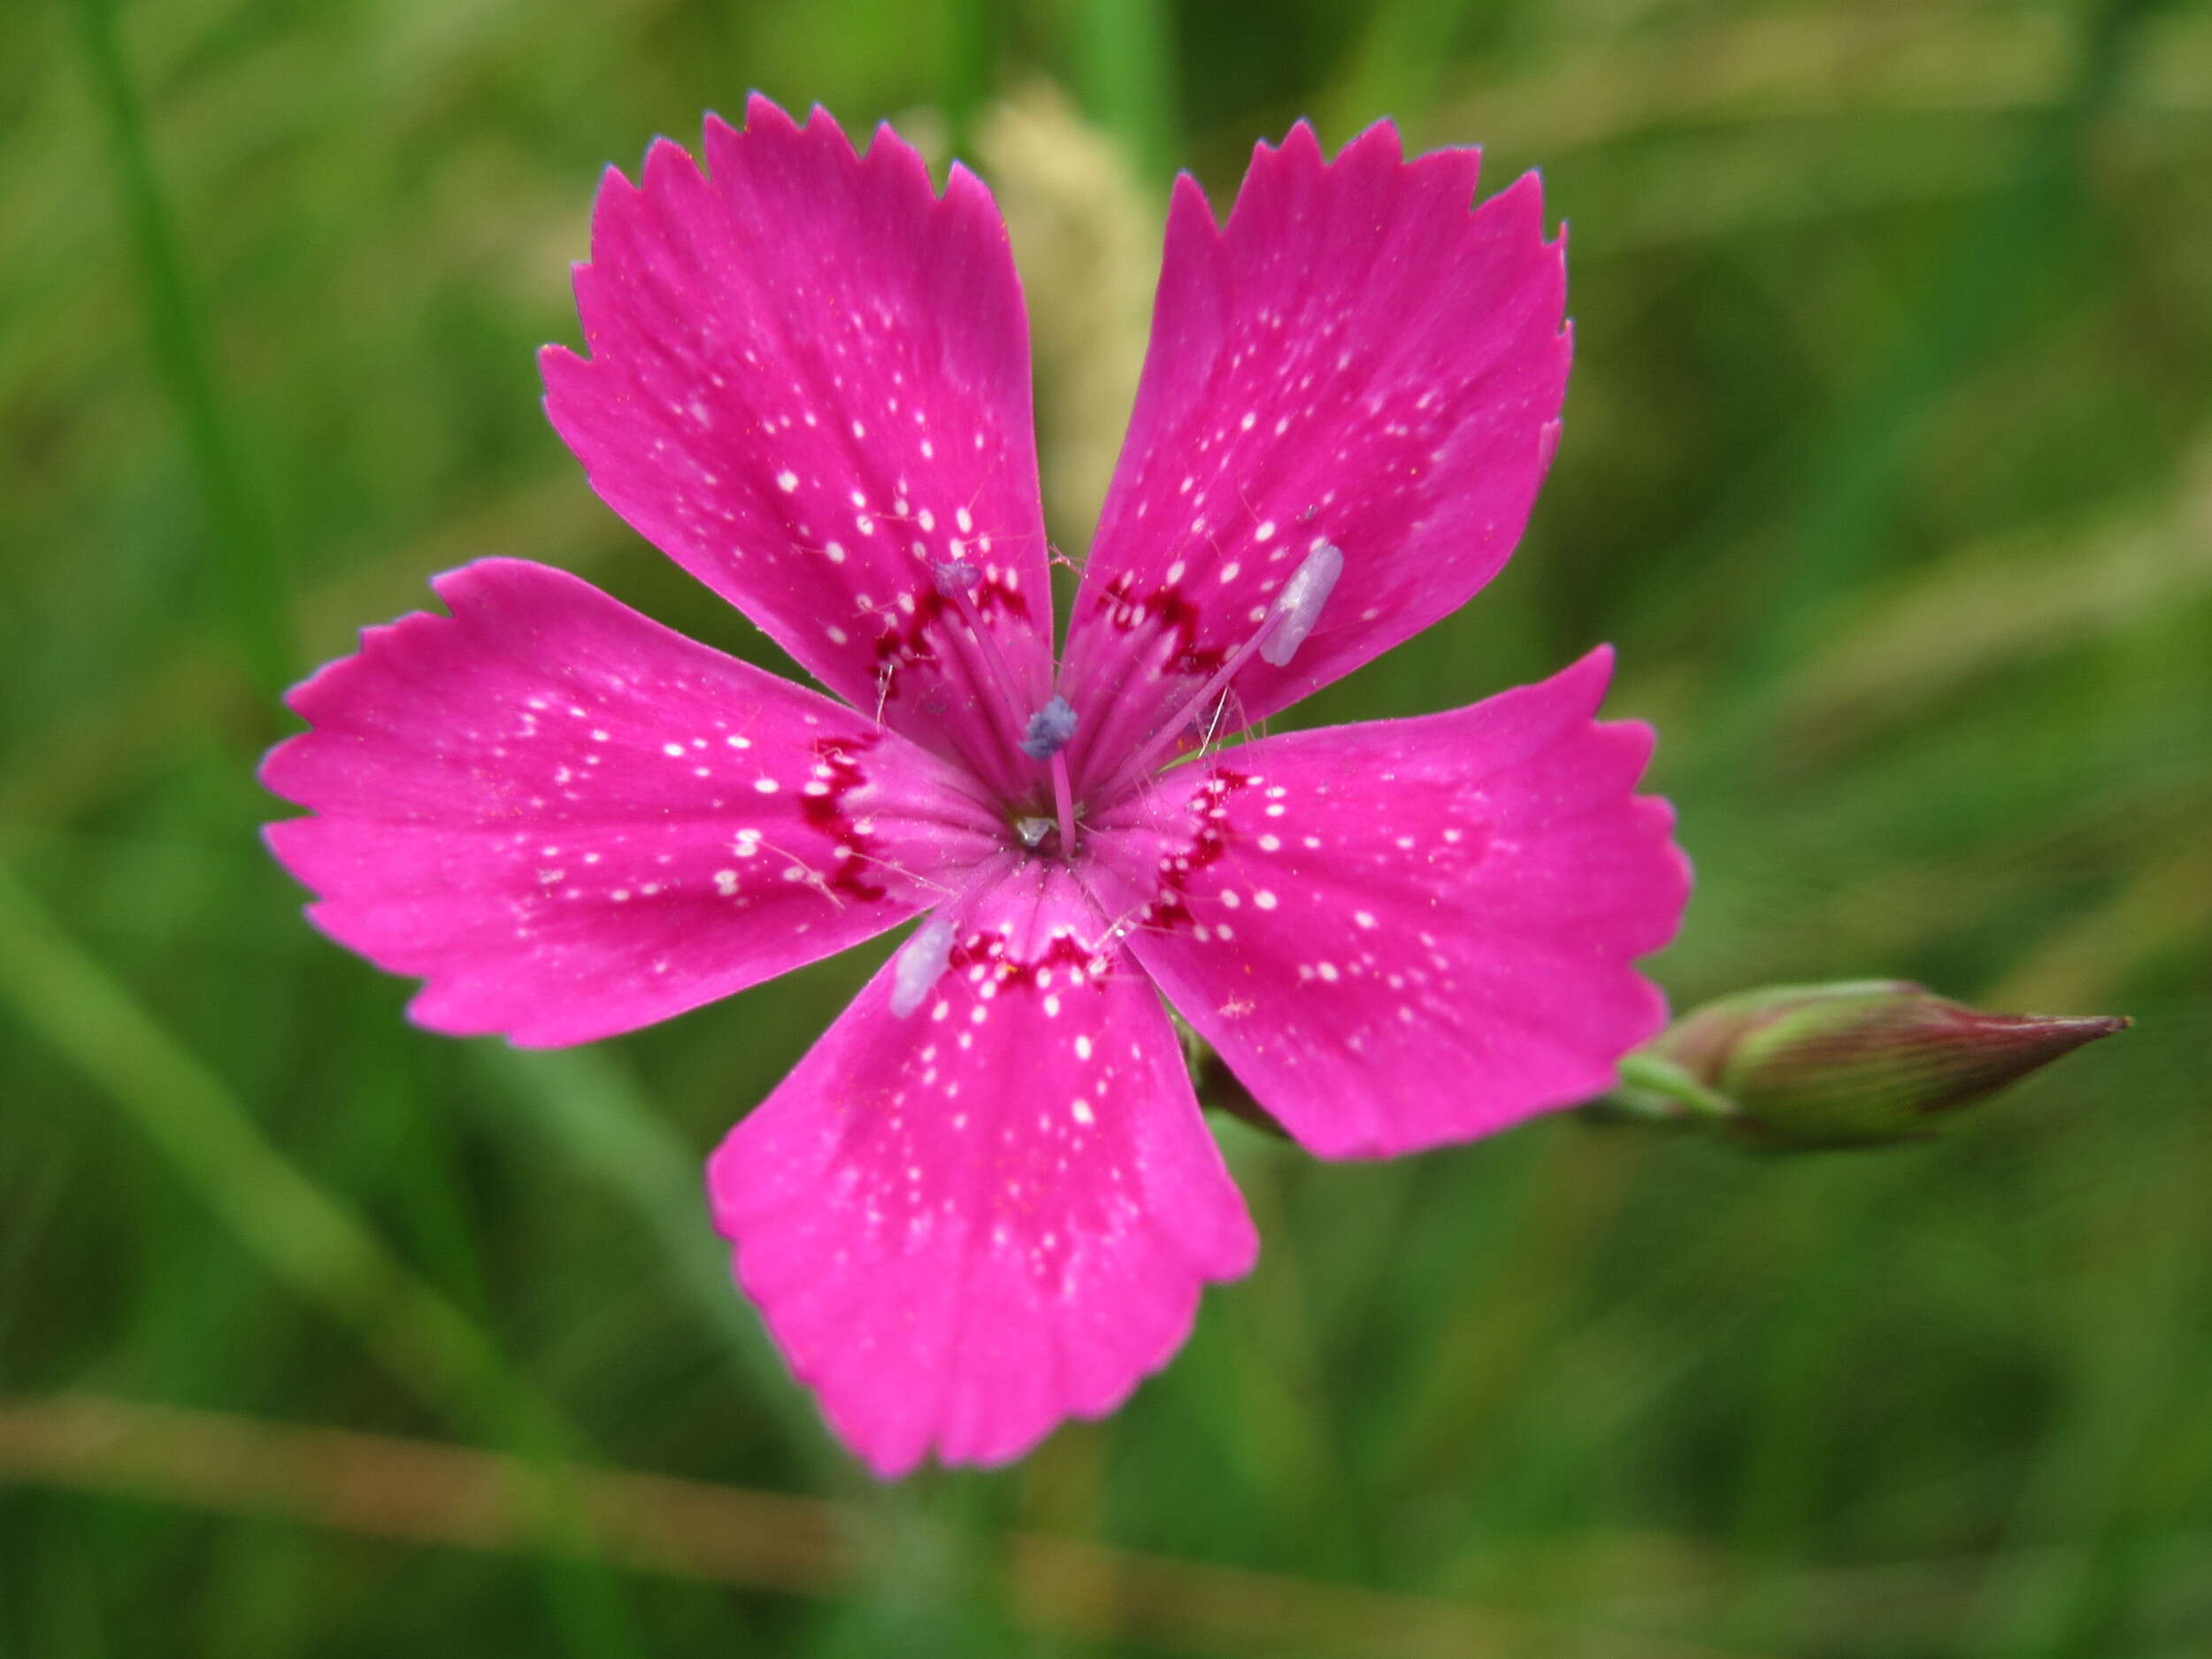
[262,559,1001,1047]
[1059,119,1570,795]
[541,96,1054,802]
[1086,649,1687,1158]
[707,857,1256,1476]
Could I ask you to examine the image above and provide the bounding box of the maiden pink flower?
[263,98,1690,1475]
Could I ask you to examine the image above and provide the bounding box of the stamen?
[1018,695,1079,761]
[1095,542,1347,802]
[931,561,980,597]
[1257,541,1341,666]
[888,914,956,1018]
[931,559,1030,757]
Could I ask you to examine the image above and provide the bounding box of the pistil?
[1018,694,1081,859]
[1050,749,1077,858]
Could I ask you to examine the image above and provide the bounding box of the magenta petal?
[1087,649,1688,1158]
[707,858,1257,1476]
[1059,120,1571,790]
[541,96,1054,801]
[262,559,1001,1047]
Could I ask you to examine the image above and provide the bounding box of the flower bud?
[1639,980,2129,1149]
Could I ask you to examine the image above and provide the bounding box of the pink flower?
[263,97,1690,1475]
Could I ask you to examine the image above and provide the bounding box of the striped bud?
[1630,980,2129,1149]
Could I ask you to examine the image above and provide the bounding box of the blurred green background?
[4,0,2209,1653]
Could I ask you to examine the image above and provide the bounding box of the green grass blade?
[1067,0,1179,180]
[65,0,294,699]
[0,856,651,1657]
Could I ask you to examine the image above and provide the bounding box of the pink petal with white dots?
[262,559,1000,1048]
[707,857,1257,1477]
[1087,649,1687,1158]
[541,96,1053,803]
[1059,120,1570,795]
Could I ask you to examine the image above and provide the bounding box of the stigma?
[1019,695,1079,761]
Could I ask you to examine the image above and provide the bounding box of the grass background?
[4,0,2209,1653]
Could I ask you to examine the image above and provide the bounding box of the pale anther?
[1258,542,1343,666]
[932,559,980,597]
[888,915,956,1018]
